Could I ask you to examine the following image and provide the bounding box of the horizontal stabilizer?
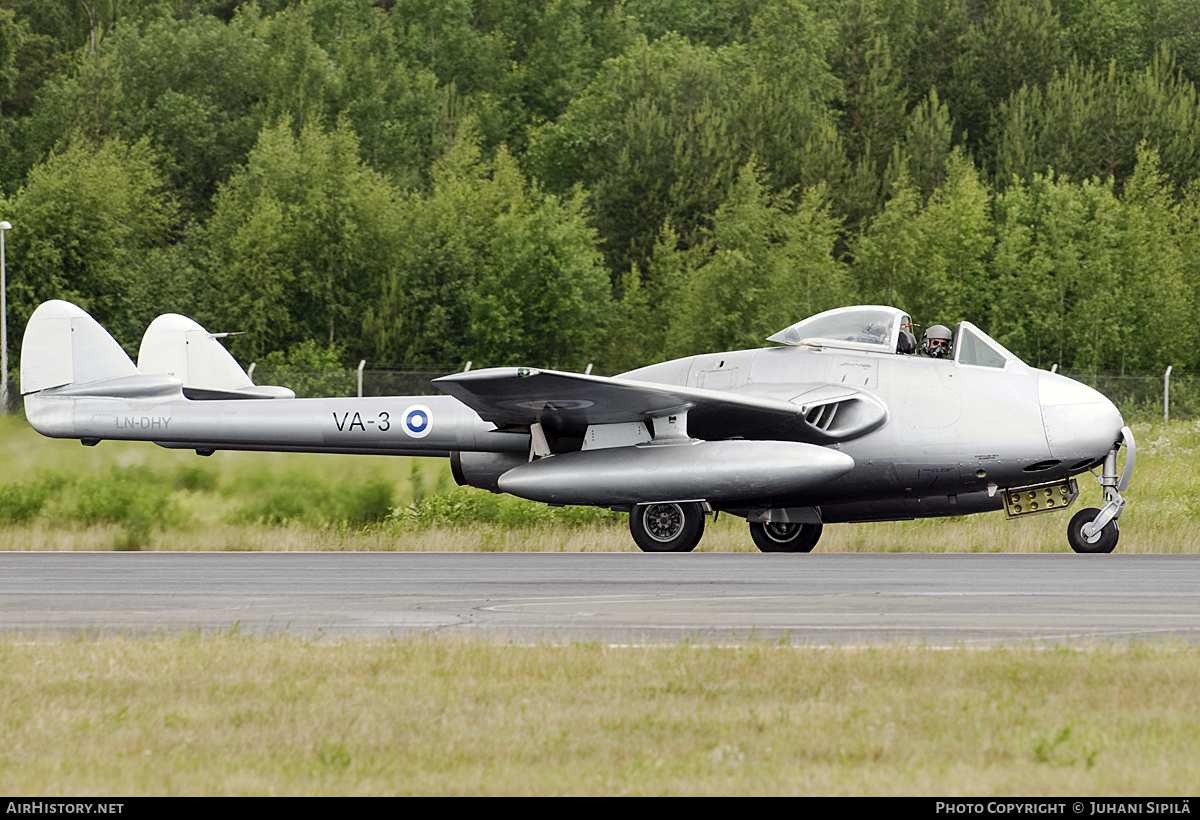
[20,300,138,395]
[181,385,299,401]
[46,374,183,399]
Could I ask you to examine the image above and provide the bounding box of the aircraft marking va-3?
[20,301,1134,553]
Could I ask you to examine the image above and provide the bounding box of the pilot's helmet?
[922,325,953,358]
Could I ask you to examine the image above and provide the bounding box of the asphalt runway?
[1,552,1198,645]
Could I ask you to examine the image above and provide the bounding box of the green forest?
[1,0,1199,379]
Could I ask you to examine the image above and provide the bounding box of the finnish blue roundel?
[402,404,432,438]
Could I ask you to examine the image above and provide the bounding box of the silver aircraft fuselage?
[617,340,1123,522]
[20,301,1132,552]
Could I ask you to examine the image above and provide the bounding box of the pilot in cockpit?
[921,324,953,358]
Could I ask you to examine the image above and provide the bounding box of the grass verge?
[1,635,1198,796]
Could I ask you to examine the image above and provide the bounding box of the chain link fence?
[1056,369,1200,422]
[248,362,607,399]
[248,366,457,399]
[6,364,1194,421]
[251,365,1200,422]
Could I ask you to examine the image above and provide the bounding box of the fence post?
[358,360,366,398]
[1164,365,1172,423]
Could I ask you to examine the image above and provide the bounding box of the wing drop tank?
[497,439,854,506]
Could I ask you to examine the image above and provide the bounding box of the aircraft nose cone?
[1038,374,1124,464]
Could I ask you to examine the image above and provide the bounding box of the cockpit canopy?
[768,305,1027,369]
[768,306,912,352]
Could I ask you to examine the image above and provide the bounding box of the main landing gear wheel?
[630,502,705,552]
[749,521,823,553]
[1067,507,1119,554]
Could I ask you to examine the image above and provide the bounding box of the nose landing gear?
[1067,426,1135,554]
[1067,507,1119,553]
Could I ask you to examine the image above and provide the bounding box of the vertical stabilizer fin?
[137,313,254,391]
[20,300,137,395]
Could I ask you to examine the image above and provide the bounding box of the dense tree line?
[1,0,1199,378]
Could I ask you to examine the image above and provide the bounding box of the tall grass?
[1,414,1198,553]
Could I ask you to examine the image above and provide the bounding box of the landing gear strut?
[1067,426,1135,554]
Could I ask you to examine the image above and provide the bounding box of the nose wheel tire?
[749,521,823,553]
[1067,507,1119,553]
[630,502,705,552]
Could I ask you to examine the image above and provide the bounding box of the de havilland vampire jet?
[19,300,1134,554]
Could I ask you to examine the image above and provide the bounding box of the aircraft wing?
[434,367,808,440]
